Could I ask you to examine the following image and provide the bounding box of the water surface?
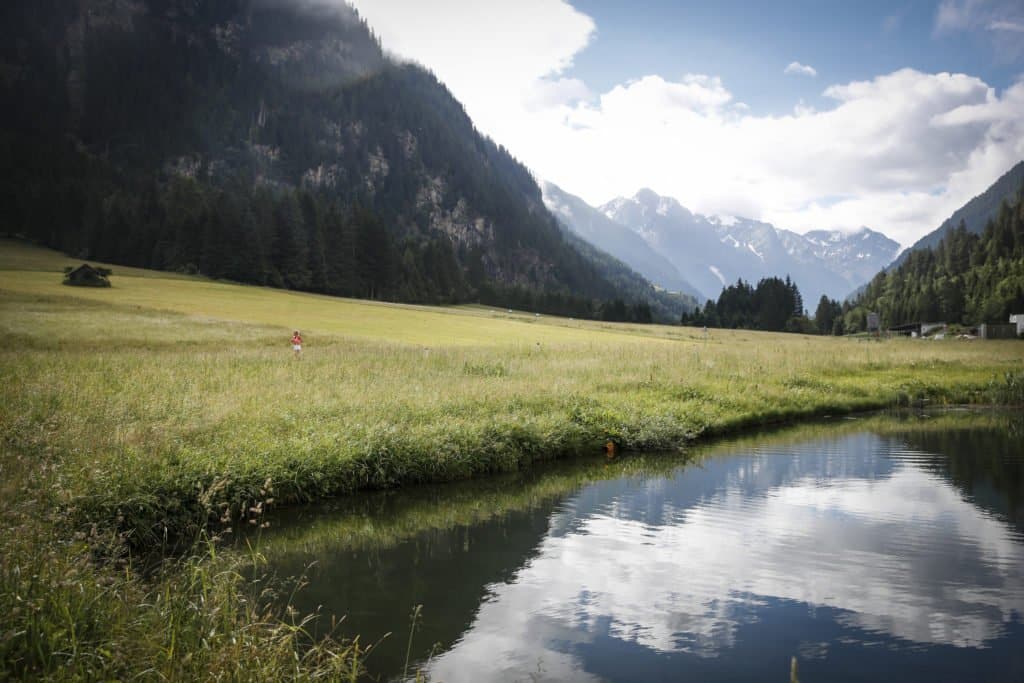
[258,410,1024,681]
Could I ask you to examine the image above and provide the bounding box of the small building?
[63,264,111,287]
[866,312,880,333]
[1011,314,1024,337]
[921,322,946,337]
[889,322,921,337]
[979,323,1018,340]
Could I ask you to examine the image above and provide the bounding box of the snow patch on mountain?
[600,197,632,220]
[601,188,901,305]
[540,185,573,221]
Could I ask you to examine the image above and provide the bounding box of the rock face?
[597,188,900,306]
[541,181,703,300]
[1,0,691,318]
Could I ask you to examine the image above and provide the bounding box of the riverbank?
[2,240,1022,678]
[249,408,1024,680]
[249,408,1020,563]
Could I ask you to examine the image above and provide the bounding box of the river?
[254,409,1024,681]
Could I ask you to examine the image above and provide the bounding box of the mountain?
[889,160,1024,270]
[0,0,691,320]
[852,182,1023,328]
[795,227,903,301]
[540,181,704,300]
[599,189,900,306]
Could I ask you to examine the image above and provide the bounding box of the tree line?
[0,0,691,322]
[850,184,1024,330]
[683,182,1023,336]
[681,276,817,333]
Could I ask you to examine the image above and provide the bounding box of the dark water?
[257,410,1024,681]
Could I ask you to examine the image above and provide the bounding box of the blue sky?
[567,0,1020,115]
[351,0,1024,247]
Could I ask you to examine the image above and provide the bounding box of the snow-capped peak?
[600,196,632,220]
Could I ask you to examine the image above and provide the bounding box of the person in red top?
[291,330,303,359]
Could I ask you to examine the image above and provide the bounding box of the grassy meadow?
[2,237,1023,679]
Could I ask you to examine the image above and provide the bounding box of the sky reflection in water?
[264,414,1024,681]
[426,428,1024,681]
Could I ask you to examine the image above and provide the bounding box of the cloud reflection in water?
[428,432,1024,681]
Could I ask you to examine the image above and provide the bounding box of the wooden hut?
[63,264,111,287]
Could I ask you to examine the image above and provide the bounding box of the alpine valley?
[0,0,695,322]
[543,181,901,306]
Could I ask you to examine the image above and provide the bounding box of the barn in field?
[63,264,111,287]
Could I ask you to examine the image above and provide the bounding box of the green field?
[2,238,1023,679]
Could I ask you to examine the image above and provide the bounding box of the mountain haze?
[599,189,899,306]
[540,181,703,300]
[853,179,1024,328]
[0,0,690,320]
[889,160,1024,270]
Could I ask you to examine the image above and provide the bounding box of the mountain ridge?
[594,188,899,305]
[0,0,693,320]
[888,160,1024,270]
[540,181,704,300]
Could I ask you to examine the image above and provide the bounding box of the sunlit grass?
[2,239,1022,543]
[1,239,1022,679]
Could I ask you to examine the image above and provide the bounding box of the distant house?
[1011,314,1024,337]
[63,264,111,287]
[889,322,921,337]
[979,323,1017,340]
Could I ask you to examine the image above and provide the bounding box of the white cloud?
[522,76,591,111]
[934,0,1024,61]
[989,19,1024,31]
[784,61,818,77]
[543,68,1022,247]
[349,0,595,147]
[426,442,1024,680]
[348,1,1024,248]
[599,74,732,116]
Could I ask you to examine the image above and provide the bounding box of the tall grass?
[0,422,369,680]
[7,304,1015,549]
[252,409,1018,560]
[1,240,1022,678]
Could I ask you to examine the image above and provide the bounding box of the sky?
[347,0,1024,248]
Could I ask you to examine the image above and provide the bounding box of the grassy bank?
[2,239,1023,678]
[252,408,1020,563]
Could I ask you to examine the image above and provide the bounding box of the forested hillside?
[889,161,1024,270]
[0,0,692,320]
[852,184,1024,329]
